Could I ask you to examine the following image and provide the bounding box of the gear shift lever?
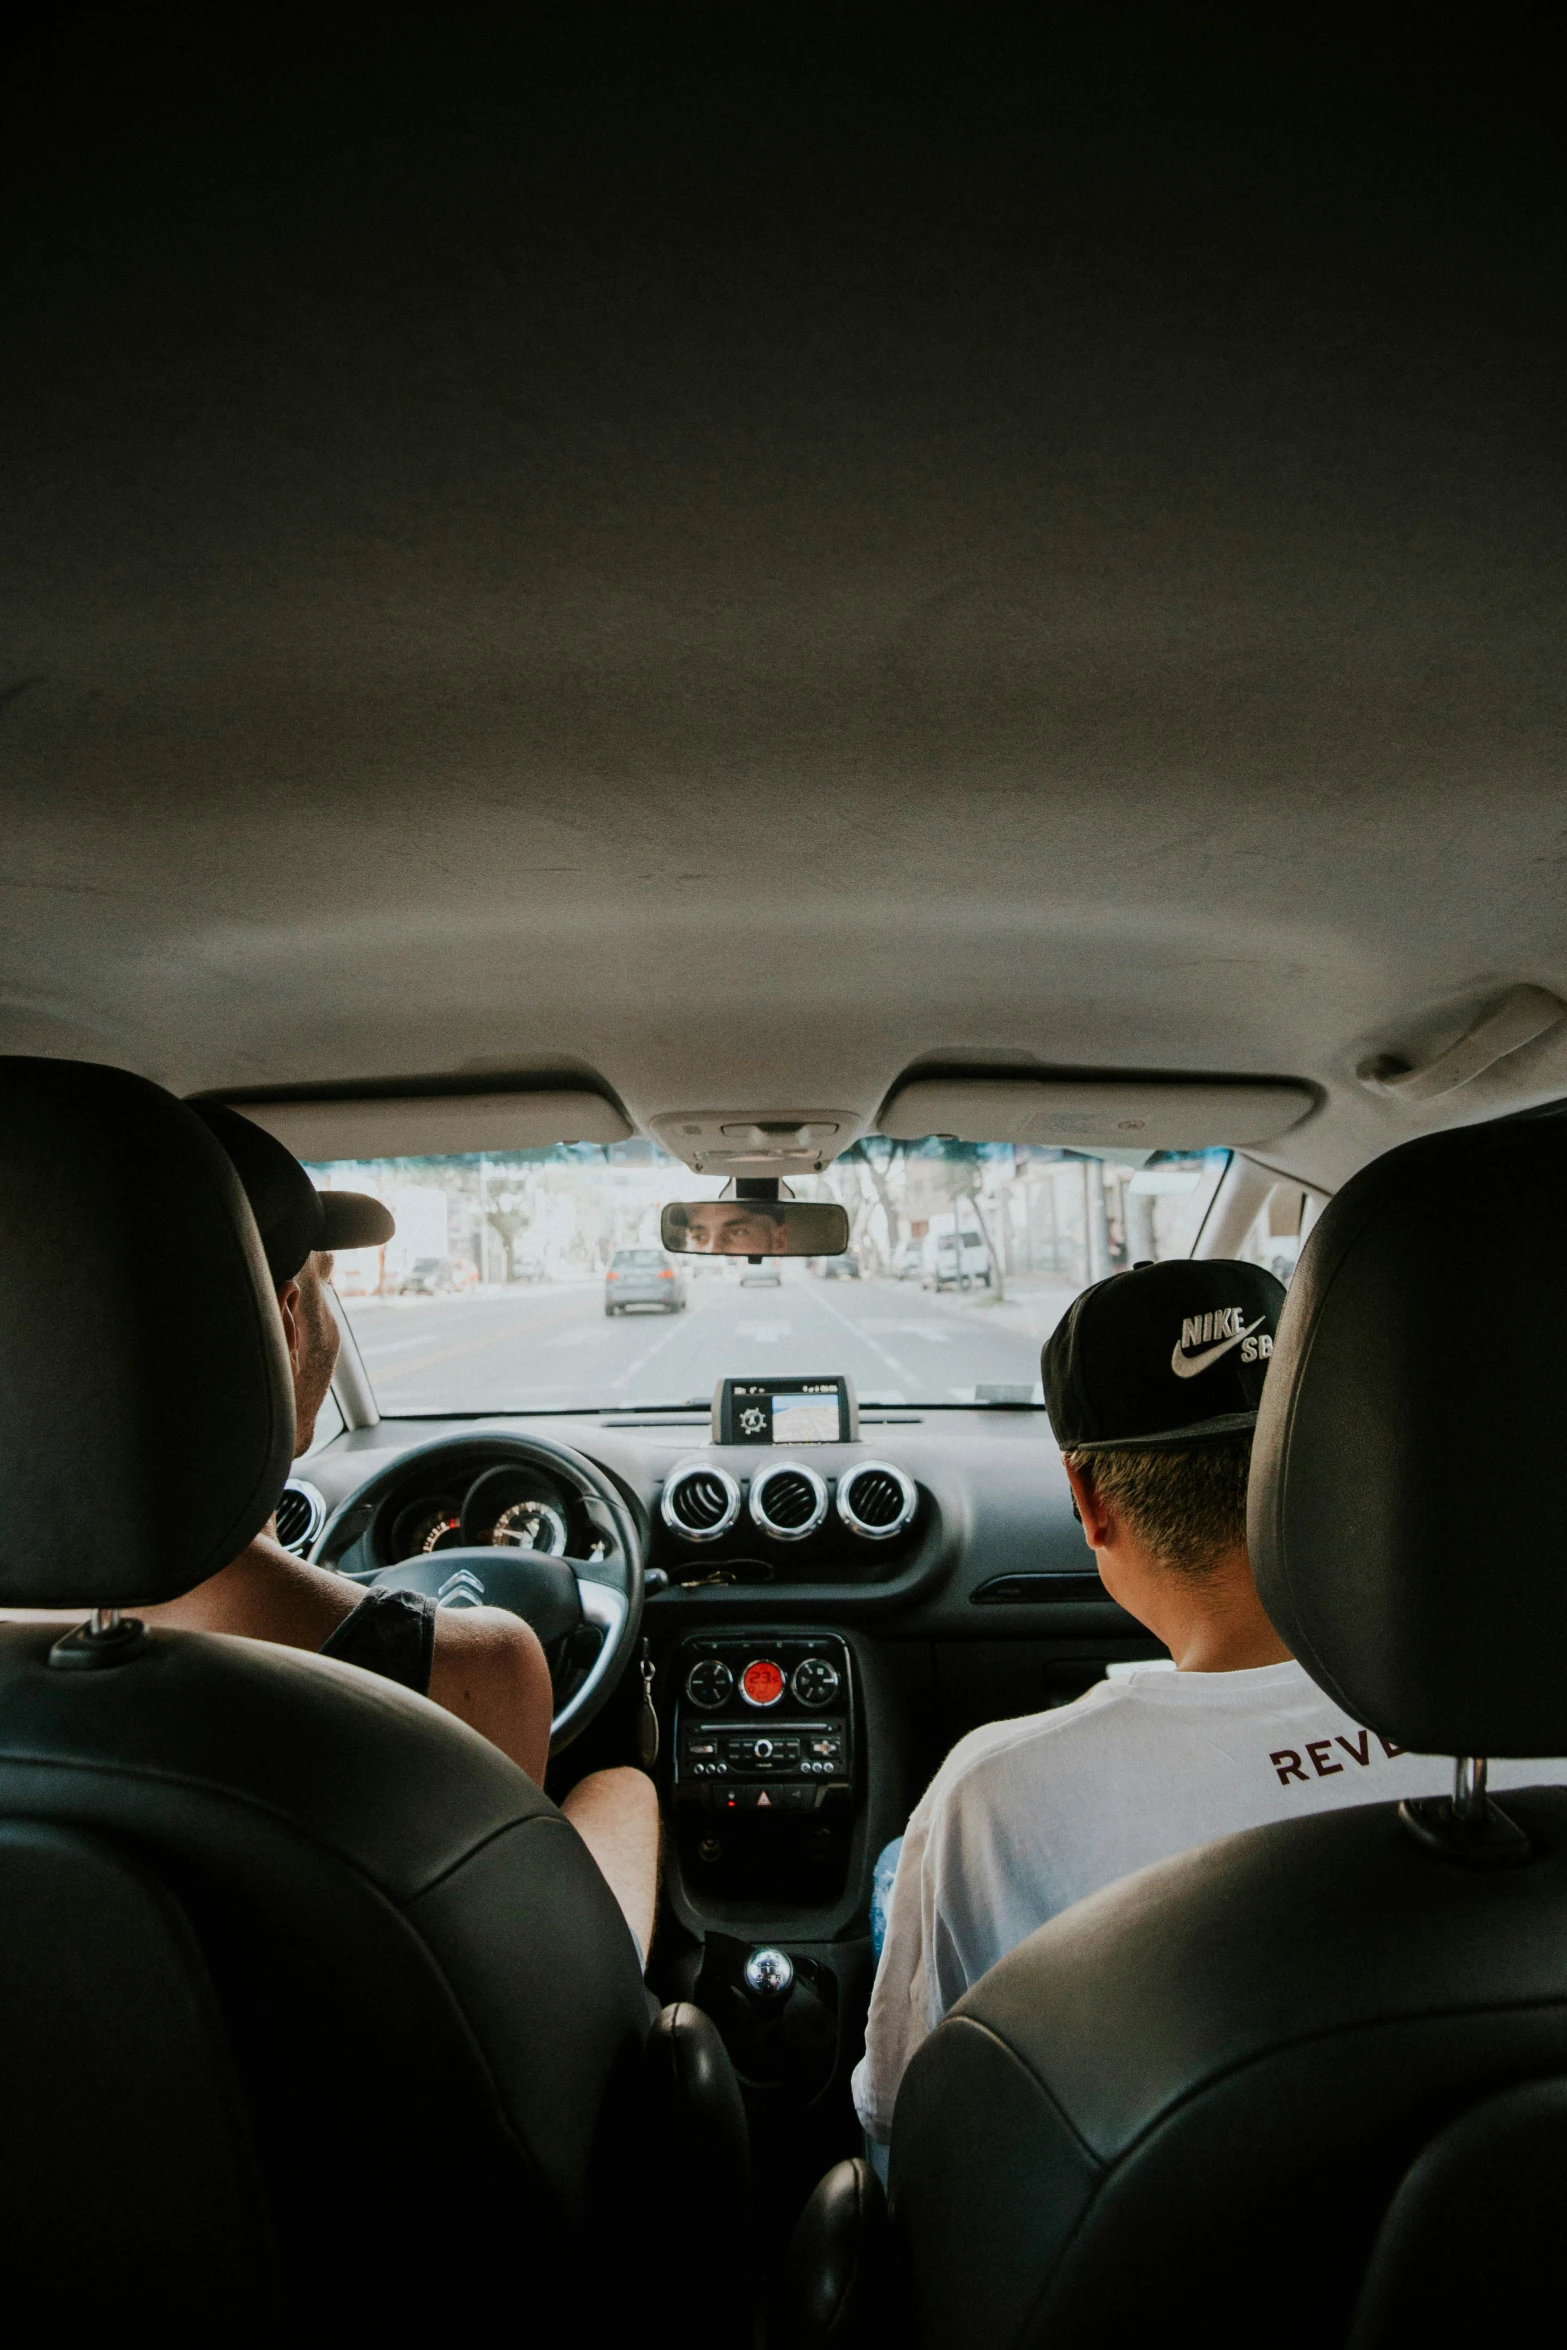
[744,1945,794,1998]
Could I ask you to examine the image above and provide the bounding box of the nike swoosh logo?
[1170,1315,1266,1378]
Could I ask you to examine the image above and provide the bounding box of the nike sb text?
[1181,1309,1249,1348]
[1170,1309,1273,1377]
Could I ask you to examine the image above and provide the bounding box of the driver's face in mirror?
[680,1202,790,1255]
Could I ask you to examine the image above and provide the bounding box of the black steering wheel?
[311,1432,645,1751]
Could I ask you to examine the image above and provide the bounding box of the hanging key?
[637,1638,660,1770]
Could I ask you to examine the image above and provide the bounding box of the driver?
[675,1199,791,1255]
[144,1105,660,1963]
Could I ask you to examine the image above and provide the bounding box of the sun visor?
[213,1089,632,1161]
[878,1076,1315,1150]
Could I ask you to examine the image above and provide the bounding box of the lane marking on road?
[352,1290,601,1382]
[735,1320,791,1342]
[359,1325,557,1380]
[858,1320,951,1342]
[805,1284,914,1382]
[373,1280,724,1401]
[611,1310,699,1392]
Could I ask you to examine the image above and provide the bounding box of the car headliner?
[2,10,1563,1193]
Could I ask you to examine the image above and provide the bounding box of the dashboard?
[303,1398,1145,1632]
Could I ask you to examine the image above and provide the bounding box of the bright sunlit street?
[343,1263,1078,1416]
[321,1138,1231,1416]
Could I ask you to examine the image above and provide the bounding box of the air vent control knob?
[685,1657,734,1710]
[791,1656,841,1708]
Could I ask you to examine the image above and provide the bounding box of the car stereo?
[712,1374,858,1445]
[671,1632,854,1814]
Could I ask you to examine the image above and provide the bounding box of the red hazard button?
[740,1658,785,1708]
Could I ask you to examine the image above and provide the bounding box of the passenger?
[143,1105,660,1962]
[851,1257,1549,2150]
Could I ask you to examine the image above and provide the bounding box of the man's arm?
[427,1606,554,1782]
[853,1719,1036,2140]
[852,1810,939,2142]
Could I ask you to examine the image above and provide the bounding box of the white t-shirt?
[852,1659,1567,2142]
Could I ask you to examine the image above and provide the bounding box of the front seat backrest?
[1249,1112,1567,1756]
[886,1110,1567,2350]
[0,1058,653,2338]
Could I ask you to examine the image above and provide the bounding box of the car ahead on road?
[926,1231,992,1291]
[395,1254,479,1295]
[738,1260,782,1287]
[604,1247,687,1314]
[819,1251,861,1279]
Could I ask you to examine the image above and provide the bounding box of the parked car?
[894,1241,924,1281]
[925,1231,992,1291]
[332,1248,383,1297]
[605,1247,687,1314]
[820,1251,861,1279]
[396,1254,479,1295]
[1262,1237,1302,1287]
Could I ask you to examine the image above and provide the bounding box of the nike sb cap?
[190,1102,395,1286]
[1042,1259,1288,1455]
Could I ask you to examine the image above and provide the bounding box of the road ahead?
[342,1267,1077,1416]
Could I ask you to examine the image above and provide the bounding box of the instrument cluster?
[385,1461,584,1566]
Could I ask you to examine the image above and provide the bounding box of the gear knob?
[744,1944,794,1998]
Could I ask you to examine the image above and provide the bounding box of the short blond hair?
[1064,1438,1251,1574]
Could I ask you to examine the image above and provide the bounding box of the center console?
[671,1631,857,1903]
[648,1373,903,2235]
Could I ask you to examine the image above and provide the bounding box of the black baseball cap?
[191,1102,395,1286]
[1042,1258,1288,1455]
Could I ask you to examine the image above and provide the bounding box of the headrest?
[0,1058,294,1608]
[1250,1111,1567,1758]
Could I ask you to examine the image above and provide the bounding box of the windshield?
[312,1139,1230,1416]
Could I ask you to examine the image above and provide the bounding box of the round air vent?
[275,1478,327,1557]
[791,1655,841,1707]
[836,1461,918,1541]
[661,1463,742,1542]
[685,1656,735,1709]
[748,1460,828,1542]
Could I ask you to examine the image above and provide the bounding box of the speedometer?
[490,1499,568,1555]
[388,1501,466,1560]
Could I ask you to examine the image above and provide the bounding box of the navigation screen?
[717,1375,854,1445]
[771,1392,841,1444]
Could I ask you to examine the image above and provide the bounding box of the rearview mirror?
[659,1199,851,1257]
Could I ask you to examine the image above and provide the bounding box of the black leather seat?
[801,1112,1567,2348]
[0,1057,748,2339]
